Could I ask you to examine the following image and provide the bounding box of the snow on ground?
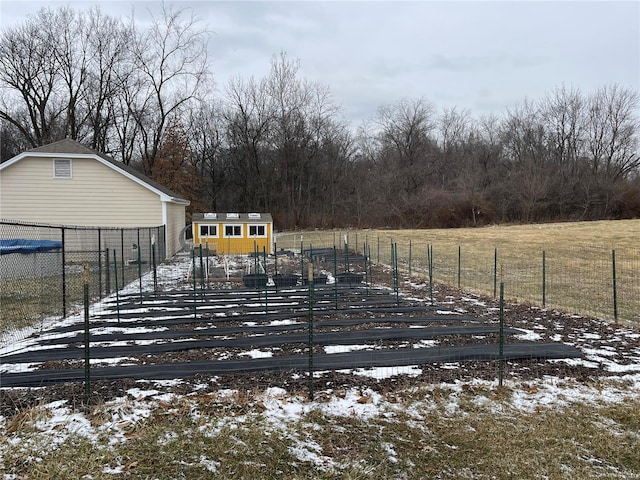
[3,372,640,475]
[2,253,640,469]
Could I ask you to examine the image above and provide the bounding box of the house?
[192,212,274,255]
[0,139,190,258]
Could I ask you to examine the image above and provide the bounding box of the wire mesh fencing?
[2,236,636,407]
[275,230,639,325]
[0,221,166,344]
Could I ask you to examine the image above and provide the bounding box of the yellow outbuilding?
[192,212,274,255]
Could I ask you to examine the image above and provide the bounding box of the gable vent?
[53,159,72,178]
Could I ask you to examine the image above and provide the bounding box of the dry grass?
[3,388,640,479]
[276,220,640,324]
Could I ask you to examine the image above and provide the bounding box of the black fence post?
[263,246,268,314]
[120,229,125,287]
[612,249,618,321]
[152,241,157,293]
[493,248,498,298]
[61,227,67,317]
[457,245,461,289]
[542,250,546,307]
[105,248,111,295]
[499,282,505,387]
[98,229,103,298]
[148,229,153,268]
[199,244,205,293]
[137,241,143,304]
[192,248,197,319]
[308,260,315,401]
[333,246,338,309]
[426,244,433,305]
[274,242,278,281]
[113,249,121,324]
[83,263,91,404]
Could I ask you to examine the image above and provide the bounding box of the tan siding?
[0,156,163,227]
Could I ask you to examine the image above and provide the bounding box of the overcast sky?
[1,1,638,127]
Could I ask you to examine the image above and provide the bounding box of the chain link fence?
[0,221,166,343]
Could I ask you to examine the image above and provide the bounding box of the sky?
[0,0,639,127]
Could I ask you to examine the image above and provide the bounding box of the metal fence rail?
[0,221,166,343]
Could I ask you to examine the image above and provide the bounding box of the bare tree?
[186,102,226,211]
[500,101,553,221]
[128,4,211,175]
[0,6,136,159]
[83,8,134,153]
[438,106,471,155]
[265,52,341,228]
[0,8,62,147]
[537,85,587,217]
[223,74,273,210]
[366,97,438,225]
[376,97,436,170]
[586,84,640,181]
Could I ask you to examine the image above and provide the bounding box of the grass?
[3,385,640,479]
[276,219,640,324]
[0,275,64,333]
[3,220,640,478]
[0,262,148,336]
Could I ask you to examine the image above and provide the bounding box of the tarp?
[0,239,62,255]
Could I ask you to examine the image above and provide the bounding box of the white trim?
[247,223,267,238]
[199,223,219,238]
[223,223,243,238]
[161,202,168,230]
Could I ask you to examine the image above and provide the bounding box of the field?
[1,220,640,478]
[276,219,640,324]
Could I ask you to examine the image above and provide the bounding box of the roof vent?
[204,213,217,219]
[248,213,261,219]
[226,213,240,219]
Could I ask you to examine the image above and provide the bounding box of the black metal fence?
[0,220,166,342]
[0,245,588,403]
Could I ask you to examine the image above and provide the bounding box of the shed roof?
[192,212,273,223]
[2,139,189,205]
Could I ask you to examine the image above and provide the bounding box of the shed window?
[248,224,267,237]
[224,224,242,237]
[199,224,218,237]
[53,159,72,178]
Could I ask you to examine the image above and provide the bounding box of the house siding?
[164,202,186,257]
[0,156,162,227]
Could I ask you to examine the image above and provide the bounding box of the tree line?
[1,6,639,230]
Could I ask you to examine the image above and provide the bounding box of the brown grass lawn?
[276,219,640,324]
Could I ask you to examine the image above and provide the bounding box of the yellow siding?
[0,156,163,227]
[193,221,272,255]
